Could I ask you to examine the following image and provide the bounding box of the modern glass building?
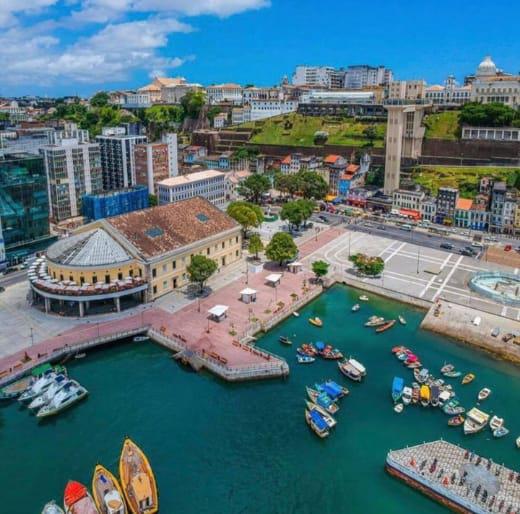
[82,185,149,221]
[0,153,53,265]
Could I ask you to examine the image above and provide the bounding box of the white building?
[157,169,227,208]
[162,133,179,177]
[300,91,375,104]
[461,126,520,142]
[392,189,425,212]
[249,100,298,121]
[387,80,426,100]
[243,87,283,102]
[292,66,335,87]
[122,91,152,108]
[344,65,393,89]
[425,76,471,105]
[206,84,243,105]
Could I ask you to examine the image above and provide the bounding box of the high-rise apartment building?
[292,66,335,88]
[41,137,103,223]
[344,65,393,89]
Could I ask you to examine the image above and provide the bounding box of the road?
[0,269,27,288]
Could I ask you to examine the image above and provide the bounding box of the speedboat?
[306,387,339,414]
[398,315,407,325]
[420,385,430,407]
[414,368,429,384]
[443,370,462,378]
[401,387,413,405]
[359,295,369,301]
[489,415,504,431]
[348,357,366,377]
[92,464,127,514]
[493,426,509,438]
[297,355,315,364]
[305,409,330,438]
[42,500,65,514]
[443,399,465,415]
[394,403,404,413]
[28,374,69,410]
[461,373,475,385]
[279,336,292,345]
[365,317,385,327]
[337,360,362,382]
[478,388,491,402]
[376,320,396,333]
[19,371,60,402]
[352,304,360,312]
[440,363,454,374]
[391,377,404,402]
[309,317,323,327]
[119,438,158,514]
[63,481,99,514]
[305,401,337,428]
[292,311,300,317]
[36,381,88,418]
[448,415,465,427]
[0,363,59,401]
[464,408,490,435]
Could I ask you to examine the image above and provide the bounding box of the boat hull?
[92,464,127,514]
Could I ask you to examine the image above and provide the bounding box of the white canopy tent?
[240,287,257,304]
[287,261,303,273]
[265,273,282,287]
[208,304,229,321]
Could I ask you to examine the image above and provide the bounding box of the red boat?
[64,481,99,514]
[376,320,396,333]
[321,347,344,360]
[392,345,407,354]
[298,343,317,356]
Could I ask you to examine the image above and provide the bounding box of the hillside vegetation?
[423,111,460,140]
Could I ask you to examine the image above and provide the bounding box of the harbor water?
[2,284,520,513]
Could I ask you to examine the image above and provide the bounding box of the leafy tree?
[313,130,329,145]
[187,255,218,293]
[460,102,519,127]
[248,233,264,260]
[144,105,183,140]
[363,125,377,146]
[265,232,298,265]
[237,174,271,204]
[181,90,206,119]
[148,194,158,207]
[349,253,384,276]
[365,166,385,187]
[298,171,328,200]
[207,106,222,124]
[226,201,264,237]
[0,112,10,122]
[312,260,329,282]
[281,201,305,230]
[90,92,109,107]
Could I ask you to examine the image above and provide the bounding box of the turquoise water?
[2,284,520,513]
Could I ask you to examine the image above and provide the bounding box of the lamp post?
[416,247,421,274]
[30,327,34,347]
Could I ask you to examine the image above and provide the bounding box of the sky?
[1,0,519,97]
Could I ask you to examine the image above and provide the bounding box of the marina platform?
[387,440,520,513]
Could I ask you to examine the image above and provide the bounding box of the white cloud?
[0,0,59,27]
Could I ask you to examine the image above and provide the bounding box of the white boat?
[401,387,413,405]
[394,403,404,413]
[36,380,88,418]
[348,357,366,377]
[42,501,65,514]
[438,390,452,407]
[19,372,60,402]
[74,353,86,360]
[493,426,509,438]
[398,315,407,325]
[305,401,337,428]
[28,375,69,410]
[337,360,362,382]
[297,355,315,364]
[489,415,504,431]
[352,304,360,312]
[516,436,520,448]
[292,311,300,317]
[464,407,490,434]
[477,387,491,402]
[133,335,149,342]
[359,295,369,301]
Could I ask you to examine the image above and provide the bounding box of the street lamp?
[416,247,421,274]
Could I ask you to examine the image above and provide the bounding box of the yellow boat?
[119,438,158,514]
[92,464,127,514]
[462,373,475,385]
[309,317,323,327]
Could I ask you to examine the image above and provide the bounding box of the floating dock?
[386,440,520,513]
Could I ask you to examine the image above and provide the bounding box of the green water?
[2,284,520,513]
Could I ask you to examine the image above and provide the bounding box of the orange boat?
[376,320,396,333]
[64,481,99,514]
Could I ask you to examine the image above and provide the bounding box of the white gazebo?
[265,273,282,287]
[240,287,257,304]
[287,261,303,274]
[208,304,229,322]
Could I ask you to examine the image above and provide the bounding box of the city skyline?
[1,0,519,97]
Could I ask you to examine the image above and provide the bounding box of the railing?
[469,271,520,306]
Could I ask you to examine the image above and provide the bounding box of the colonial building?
[425,76,471,105]
[206,84,243,105]
[392,189,425,219]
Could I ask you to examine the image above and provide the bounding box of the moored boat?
[394,403,404,413]
[448,414,465,426]
[19,371,61,402]
[443,370,462,378]
[0,363,59,401]
[36,380,88,418]
[297,355,315,364]
[359,295,369,301]
[297,343,317,356]
[308,317,323,327]
[320,344,343,360]
[92,464,127,514]
[305,401,337,428]
[392,345,407,354]
[365,316,386,327]
[376,320,396,333]
[516,436,520,448]
[401,386,413,405]
[321,380,349,399]
[337,360,362,382]
[306,387,339,414]
[351,304,360,312]
[28,374,68,410]
[305,409,330,438]
[477,387,491,401]
[493,426,509,438]
[391,376,404,403]
[419,385,430,407]
[63,481,99,514]
[42,500,65,514]
[443,399,465,416]
[430,385,440,407]
[398,315,406,325]
[292,311,300,317]
[348,357,366,377]
[119,438,158,514]
[414,368,429,384]
[279,336,292,345]
[440,363,454,374]
[463,407,489,434]
[489,415,504,431]
[461,373,475,385]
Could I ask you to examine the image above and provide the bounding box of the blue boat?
[305,409,330,438]
[315,341,326,352]
[316,381,348,400]
[306,386,339,414]
[392,376,404,402]
[324,380,349,398]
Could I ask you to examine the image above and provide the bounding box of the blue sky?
[1,0,519,97]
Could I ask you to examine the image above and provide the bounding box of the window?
[153,285,157,294]
[236,250,239,257]
[92,275,97,283]
[173,277,178,289]
[129,269,134,277]
[163,280,167,289]
[105,274,110,284]
[80,276,85,285]
[162,264,167,273]
[172,260,176,270]
[118,272,123,280]
[207,248,210,255]
[152,268,157,278]
[221,256,226,266]
[222,242,225,249]
[138,269,142,277]
[236,236,239,243]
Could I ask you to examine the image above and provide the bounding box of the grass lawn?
[237,113,386,148]
[423,111,460,140]
[412,165,520,197]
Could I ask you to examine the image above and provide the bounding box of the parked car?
[440,243,454,250]
[461,249,474,257]
[471,241,484,249]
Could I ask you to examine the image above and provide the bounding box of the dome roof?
[476,56,497,77]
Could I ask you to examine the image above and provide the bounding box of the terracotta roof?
[346,164,360,173]
[281,156,291,165]
[324,154,341,164]
[138,84,161,92]
[456,198,473,211]
[341,173,355,180]
[107,197,239,260]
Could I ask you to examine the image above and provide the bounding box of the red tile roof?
[456,198,473,211]
[346,164,360,173]
[324,154,341,164]
[281,156,291,165]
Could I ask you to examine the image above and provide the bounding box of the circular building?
[476,56,497,77]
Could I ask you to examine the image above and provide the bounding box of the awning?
[265,273,282,284]
[400,208,421,221]
[208,305,229,317]
[288,261,303,267]
[240,288,257,295]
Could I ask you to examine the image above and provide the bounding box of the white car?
[472,316,482,327]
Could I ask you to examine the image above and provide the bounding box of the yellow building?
[30,197,242,317]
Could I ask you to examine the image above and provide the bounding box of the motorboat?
[407,361,422,369]
[440,363,454,374]
[319,344,343,360]
[352,304,360,312]
[279,336,292,345]
[28,374,68,410]
[305,401,337,428]
[292,311,300,317]
[396,351,409,361]
[398,315,407,325]
[297,344,317,356]
[489,415,504,431]
[0,363,58,400]
[392,346,407,354]
[305,409,330,438]
[419,385,430,407]
[443,370,462,378]
[401,387,413,405]
[359,295,369,301]
[92,464,127,514]
[297,355,315,364]
[443,399,465,416]
[365,317,386,327]
[516,436,520,449]
[319,380,349,399]
[430,385,440,407]
[414,368,429,384]
[63,481,99,514]
[348,357,366,377]
[448,415,465,427]
[493,426,509,438]
[404,354,418,365]
[438,390,452,407]
[19,371,61,402]
[36,381,88,418]
[306,387,339,414]
[119,438,158,514]
[309,317,323,327]
[391,377,404,403]
[133,335,149,342]
[394,403,404,413]
[478,388,491,402]
[464,408,490,434]
[337,360,362,382]
[42,500,65,514]
[376,320,396,333]
[461,373,475,385]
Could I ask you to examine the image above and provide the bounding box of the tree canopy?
[280,199,315,230]
[299,171,328,200]
[247,233,264,260]
[237,174,271,204]
[226,201,264,236]
[312,260,329,281]
[143,105,183,140]
[265,232,298,265]
[349,253,384,276]
[90,91,110,107]
[460,102,520,128]
[187,255,218,292]
[181,90,206,119]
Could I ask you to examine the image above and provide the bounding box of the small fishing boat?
[448,415,465,427]
[443,370,462,378]
[28,374,69,410]
[119,438,158,514]
[489,415,504,431]
[392,345,407,354]
[297,343,317,356]
[305,401,337,428]
[0,363,59,400]
[464,407,490,435]
[92,464,127,514]
[42,501,65,514]
[430,385,440,407]
[74,353,86,360]
[322,380,349,399]
[297,355,315,364]
[516,436,520,448]
[63,481,99,514]
[292,311,300,317]
[440,363,454,374]
[309,317,323,327]
[419,385,430,407]
[391,376,404,403]
[404,354,418,366]
[414,368,429,384]
[337,360,362,382]
[359,295,369,301]
[401,387,413,405]
[351,304,360,312]
[306,387,339,414]
[319,344,343,360]
[305,409,329,438]
[19,371,61,402]
[279,336,292,345]
[478,388,491,402]
[394,403,404,413]
[376,320,396,333]
[438,390,452,407]
[407,361,422,369]
[133,335,149,343]
[493,426,509,438]
[398,315,407,325]
[36,380,88,418]
[443,399,465,416]
[365,316,386,327]
[411,386,420,404]
[461,373,475,385]
[396,351,409,361]
[348,357,366,377]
